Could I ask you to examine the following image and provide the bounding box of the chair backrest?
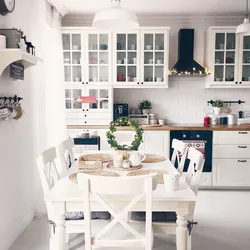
[77,173,157,250]
[185,147,205,195]
[171,139,188,174]
[57,138,75,173]
[37,147,60,219]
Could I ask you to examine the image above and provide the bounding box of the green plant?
[106,117,143,151]
[139,99,152,110]
[212,100,223,108]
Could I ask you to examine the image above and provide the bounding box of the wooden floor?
[10,190,250,250]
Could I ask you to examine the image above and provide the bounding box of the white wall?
[63,15,250,124]
[0,1,65,249]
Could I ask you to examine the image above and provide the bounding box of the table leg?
[187,234,192,250]
[176,215,188,250]
[54,215,67,250]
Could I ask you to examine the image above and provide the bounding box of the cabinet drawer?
[67,113,111,120]
[213,131,250,145]
[213,145,250,159]
[67,119,111,125]
[213,159,250,186]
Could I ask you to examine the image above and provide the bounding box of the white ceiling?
[52,0,247,15]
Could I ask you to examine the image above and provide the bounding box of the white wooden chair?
[37,147,85,244]
[77,172,158,250]
[152,147,205,250]
[171,139,188,175]
[57,138,76,174]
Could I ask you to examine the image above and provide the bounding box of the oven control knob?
[197,134,200,138]
[183,134,187,138]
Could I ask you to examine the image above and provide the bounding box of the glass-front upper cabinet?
[62,32,83,84]
[114,32,140,86]
[213,32,237,84]
[65,88,83,111]
[86,32,111,85]
[238,35,250,85]
[141,30,169,86]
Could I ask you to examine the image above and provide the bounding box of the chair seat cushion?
[131,212,177,222]
[65,212,110,220]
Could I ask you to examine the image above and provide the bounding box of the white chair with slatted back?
[151,147,205,250]
[37,147,85,245]
[77,173,157,250]
[171,139,188,175]
[57,138,75,174]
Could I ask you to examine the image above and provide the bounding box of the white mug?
[146,45,152,50]
[124,58,128,64]
[164,173,180,191]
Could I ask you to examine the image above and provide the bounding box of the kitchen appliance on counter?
[129,114,149,125]
[113,104,128,121]
[170,130,213,185]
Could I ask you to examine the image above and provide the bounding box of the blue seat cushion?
[65,212,110,220]
[131,212,177,222]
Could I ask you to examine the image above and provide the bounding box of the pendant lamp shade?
[236,0,250,35]
[93,0,139,31]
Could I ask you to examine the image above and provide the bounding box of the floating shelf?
[0,49,40,76]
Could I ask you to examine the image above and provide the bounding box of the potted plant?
[139,100,152,114]
[212,100,223,115]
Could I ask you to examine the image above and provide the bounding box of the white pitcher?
[129,151,146,167]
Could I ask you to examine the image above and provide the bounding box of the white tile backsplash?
[114,79,250,124]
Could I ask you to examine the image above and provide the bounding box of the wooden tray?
[127,169,166,184]
[69,170,120,184]
[107,162,143,171]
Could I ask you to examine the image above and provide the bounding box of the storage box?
[0,29,21,48]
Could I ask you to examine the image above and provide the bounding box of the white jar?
[0,35,6,49]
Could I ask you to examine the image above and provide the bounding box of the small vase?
[213,107,222,115]
[142,109,149,114]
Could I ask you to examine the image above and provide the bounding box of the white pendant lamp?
[236,0,250,35]
[93,0,139,31]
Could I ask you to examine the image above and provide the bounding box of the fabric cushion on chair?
[65,212,110,220]
[131,212,177,222]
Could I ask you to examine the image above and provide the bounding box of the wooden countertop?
[67,125,250,131]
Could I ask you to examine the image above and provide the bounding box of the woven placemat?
[80,154,113,163]
[107,162,143,171]
[78,160,103,170]
[127,169,165,184]
[69,170,120,184]
[143,154,166,163]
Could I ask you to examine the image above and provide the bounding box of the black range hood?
[171,29,208,77]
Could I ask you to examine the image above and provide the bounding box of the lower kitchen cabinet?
[213,159,250,187]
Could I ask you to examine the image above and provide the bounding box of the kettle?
[227,114,236,125]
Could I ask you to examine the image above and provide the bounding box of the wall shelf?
[0,49,39,76]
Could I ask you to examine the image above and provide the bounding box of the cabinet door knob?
[141,82,144,84]
[86,109,89,111]
[85,121,87,124]
[86,82,89,84]
[137,82,140,84]
[85,115,87,117]
[239,82,242,84]
[82,82,85,85]
[82,109,85,111]
[235,82,238,84]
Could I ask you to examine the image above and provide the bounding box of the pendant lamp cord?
[246,0,249,19]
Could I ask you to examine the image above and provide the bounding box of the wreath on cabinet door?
[106,117,143,151]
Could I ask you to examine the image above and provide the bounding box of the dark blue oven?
[170,130,213,172]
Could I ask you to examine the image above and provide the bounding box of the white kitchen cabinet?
[62,28,113,126]
[213,131,250,187]
[113,28,169,88]
[205,26,250,88]
[65,86,112,125]
[213,159,250,187]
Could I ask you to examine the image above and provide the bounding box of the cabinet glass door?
[142,32,166,84]
[85,87,111,112]
[62,33,82,83]
[214,32,236,83]
[241,36,250,83]
[115,33,139,84]
[65,88,83,111]
[87,33,110,85]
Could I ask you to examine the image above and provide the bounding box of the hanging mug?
[13,106,23,120]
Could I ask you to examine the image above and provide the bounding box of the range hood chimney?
[170,29,208,77]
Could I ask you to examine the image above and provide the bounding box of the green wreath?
[106,117,143,151]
